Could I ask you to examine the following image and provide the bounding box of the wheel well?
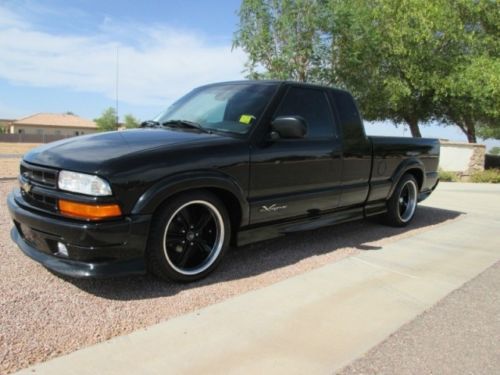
[204,187,242,233]
[152,187,243,237]
[405,168,423,191]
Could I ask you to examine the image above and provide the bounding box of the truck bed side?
[367,136,440,205]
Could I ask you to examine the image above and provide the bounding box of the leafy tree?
[95,107,118,132]
[489,147,500,156]
[477,123,500,141]
[326,0,473,138]
[440,56,500,142]
[234,0,500,142]
[329,0,499,141]
[234,0,452,137]
[233,0,327,82]
[124,114,140,129]
[436,0,500,143]
[234,0,499,141]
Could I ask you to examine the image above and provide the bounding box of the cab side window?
[274,87,335,138]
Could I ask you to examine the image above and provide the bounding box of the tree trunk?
[405,118,422,138]
[457,118,478,143]
[465,119,477,143]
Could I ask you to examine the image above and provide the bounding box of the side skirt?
[237,205,373,247]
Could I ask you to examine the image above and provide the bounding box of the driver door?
[249,86,343,224]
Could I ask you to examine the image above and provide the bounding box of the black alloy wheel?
[384,174,419,227]
[147,191,230,282]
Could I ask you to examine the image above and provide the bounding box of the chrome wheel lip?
[163,200,224,276]
[398,180,417,223]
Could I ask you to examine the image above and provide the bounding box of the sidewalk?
[16,183,500,374]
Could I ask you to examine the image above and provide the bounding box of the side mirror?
[270,116,307,139]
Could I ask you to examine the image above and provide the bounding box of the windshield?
[153,82,278,134]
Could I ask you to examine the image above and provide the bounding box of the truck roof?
[200,79,351,94]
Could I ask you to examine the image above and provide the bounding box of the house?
[0,118,13,133]
[6,113,98,137]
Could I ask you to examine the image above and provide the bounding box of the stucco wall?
[439,140,485,176]
[10,125,97,136]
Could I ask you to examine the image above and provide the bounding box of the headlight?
[58,171,112,196]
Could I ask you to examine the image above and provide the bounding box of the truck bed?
[369,135,440,198]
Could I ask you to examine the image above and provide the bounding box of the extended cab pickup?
[8,81,440,281]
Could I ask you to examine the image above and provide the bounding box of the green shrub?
[470,169,500,183]
[438,169,459,182]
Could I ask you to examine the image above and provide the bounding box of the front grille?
[20,161,57,188]
[21,189,58,211]
[19,161,59,212]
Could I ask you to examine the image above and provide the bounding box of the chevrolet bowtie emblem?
[21,181,32,193]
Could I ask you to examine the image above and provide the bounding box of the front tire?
[147,191,230,282]
[384,174,419,227]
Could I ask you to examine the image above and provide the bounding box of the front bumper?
[7,190,151,278]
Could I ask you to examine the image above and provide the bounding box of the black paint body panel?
[8,80,440,277]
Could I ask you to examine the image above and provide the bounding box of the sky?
[0,0,497,149]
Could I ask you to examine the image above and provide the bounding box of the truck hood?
[23,128,230,174]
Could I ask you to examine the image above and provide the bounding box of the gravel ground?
[0,142,39,178]
[0,158,20,179]
[339,261,500,375]
[0,180,462,374]
[0,143,39,154]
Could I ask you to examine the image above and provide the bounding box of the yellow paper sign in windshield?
[239,114,255,125]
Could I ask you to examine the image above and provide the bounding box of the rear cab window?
[329,89,366,143]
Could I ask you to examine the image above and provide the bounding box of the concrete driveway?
[14,182,500,374]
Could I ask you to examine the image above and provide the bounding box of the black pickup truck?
[8,81,439,281]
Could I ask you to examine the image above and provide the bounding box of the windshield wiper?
[161,120,211,134]
[140,120,160,128]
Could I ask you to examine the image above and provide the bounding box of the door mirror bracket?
[269,131,280,141]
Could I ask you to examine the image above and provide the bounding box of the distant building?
[0,118,13,133]
[6,113,98,136]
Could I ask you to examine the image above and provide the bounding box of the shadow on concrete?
[67,206,463,300]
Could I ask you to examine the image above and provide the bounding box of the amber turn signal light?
[58,199,122,220]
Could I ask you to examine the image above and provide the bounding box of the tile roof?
[13,113,97,129]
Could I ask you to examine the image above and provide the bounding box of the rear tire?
[383,174,419,227]
[146,190,230,282]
